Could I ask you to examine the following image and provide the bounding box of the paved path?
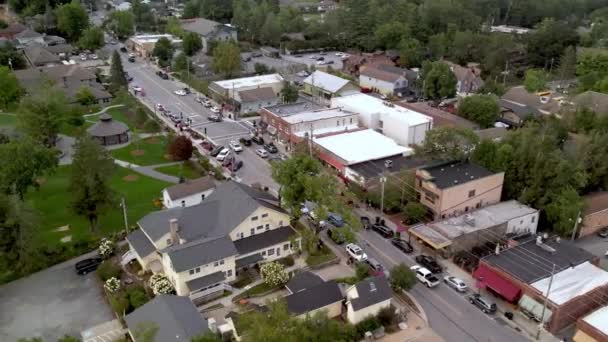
[113,159,180,183]
[82,104,125,117]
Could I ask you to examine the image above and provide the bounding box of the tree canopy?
[17,84,69,147]
[55,0,89,41]
[110,51,128,94]
[212,41,241,77]
[182,32,203,56]
[152,37,174,67]
[422,61,456,100]
[457,94,500,128]
[78,26,105,51]
[0,66,24,109]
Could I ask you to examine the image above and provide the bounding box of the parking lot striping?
[209,132,251,141]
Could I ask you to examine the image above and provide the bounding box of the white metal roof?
[532,262,608,305]
[303,71,351,93]
[294,124,359,137]
[583,305,608,336]
[130,34,182,44]
[283,108,357,124]
[213,73,284,90]
[313,129,412,165]
[332,93,432,127]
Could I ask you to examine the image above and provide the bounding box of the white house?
[359,64,409,97]
[345,277,392,324]
[331,93,433,146]
[303,71,359,105]
[162,176,216,208]
[181,18,238,53]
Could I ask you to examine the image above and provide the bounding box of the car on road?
[222,155,235,167]
[89,54,98,60]
[216,148,231,161]
[391,238,413,253]
[155,104,165,112]
[415,255,442,274]
[316,56,325,61]
[328,226,346,244]
[240,137,252,146]
[120,46,127,53]
[208,115,222,122]
[183,87,191,94]
[229,140,243,152]
[346,243,367,262]
[210,145,224,157]
[256,148,269,158]
[263,143,278,153]
[195,96,205,103]
[468,294,497,314]
[228,160,244,171]
[309,55,317,59]
[128,56,135,62]
[174,89,187,96]
[444,276,468,292]
[110,39,118,45]
[79,53,87,61]
[210,106,220,113]
[372,224,393,238]
[75,257,103,275]
[132,85,143,93]
[156,71,169,79]
[411,265,440,288]
[203,99,212,107]
[327,213,345,227]
[361,216,371,229]
[365,258,385,276]
[252,135,265,145]
[316,60,327,65]
[597,227,608,238]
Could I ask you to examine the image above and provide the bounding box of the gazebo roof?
[87,114,129,137]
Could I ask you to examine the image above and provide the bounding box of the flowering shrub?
[104,277,121,293]
[260,261,289,287]
[99,238,115,260]
[149,273,174,295]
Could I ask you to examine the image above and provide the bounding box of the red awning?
[473,264,522,303]
[317,151,345,173]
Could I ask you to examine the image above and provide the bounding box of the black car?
[156,71,169,79]
[415,255,442,273]
[232,160,244,171]
[75,257,103,275]
[210,145,224,157]
[128,56,135,63]
[120,47,127,53]
[316,56,325,61]
[251,135,265,145]
[361,216,371,229]
[391,238,413,253]
[468,294,497,314]
[264,143,278,153]
[597,227,608,238]
[183,87,191,94]
[372,224,393,238]
[240,137,252,146]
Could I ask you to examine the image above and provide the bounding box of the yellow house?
[127,181,300,300]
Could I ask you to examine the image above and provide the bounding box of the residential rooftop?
[348,277,392,311]
[282,107,357,124]
[420,161,496,189]
[264,101,323,116]
[303,70,351,93]
[213,73,284,90]
[164,176,215,201]
[399,102,477,129]
[286,271,324,294]
[333,93,432,127]
[285,280,343,315]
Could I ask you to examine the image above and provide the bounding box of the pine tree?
[109,51,127,94]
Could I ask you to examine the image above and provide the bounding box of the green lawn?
[0,114,17,126]
[106,92,160,132]
[305,246,338,266]
[154,161,204,180]
[26,165,170,246]
[111,136,171,166]
[233,282,281,302]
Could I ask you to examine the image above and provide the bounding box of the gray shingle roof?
[23,44,60,65]
[165,235,238,272]
[125,295,209,342]
[285,271,324,294]
[186,271,226,291]
[233,226,297,255]
[349,277,392,311]
[87,114,129,137]
[127,229,156,258]
[235,253,264,268]
[360,64,404,83]
[238,87,277,103]
[285,280,343,315]
[164,176,215,200]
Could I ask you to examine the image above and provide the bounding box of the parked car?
[203,99,212,107]
[365,258,385,276]
[415,255,442,274]
[155,103,165,112]
[468,294,497,314]
[264,143,278,153]
[201,141,214,151]
[346,243,367,262]
[391,238,413,253]
[328,226,346,244]
[327,213,345,227]
[316,56,325,61]
[75,257,103,275]
[132,85,143,93]
[183,87,191,94]
[222,155,234,167]
[361,216,371,229]
[79,53,87,61]
[89,54,98,60]
[216,148,231,161]
[240,137,252,146]
[372,224,393,238]
[443,276,468,292]
[128,56,135,63]
[229,140,243,152]
[156,71,169,79]
[597,227,608,238]
[120,46,128,53]
[210,106,220,113]
[174,89,187,96]
[411,265,440,288]
[195,96,205,103]
[231,160,244,171]
[252,135,265,145]
[256,148,269,158]
[210,145,224,157]
[208,115,222,122]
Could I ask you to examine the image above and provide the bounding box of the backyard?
[111,135,171,166]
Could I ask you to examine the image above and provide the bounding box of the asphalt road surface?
[354,229,529,342]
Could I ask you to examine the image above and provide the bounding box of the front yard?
[111,135,171,166]
[154,161,204,180]
[305,245,338,267]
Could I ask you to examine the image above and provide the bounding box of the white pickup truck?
[411,265,440,288]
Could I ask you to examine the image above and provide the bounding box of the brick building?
[574,306,608,342]
[578,191,608,238]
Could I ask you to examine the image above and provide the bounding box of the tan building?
[578,192,608,238]
[415,161,504,220]
[574,306,608,342]
[126,34,182,57]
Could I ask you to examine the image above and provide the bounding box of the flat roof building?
[209,74,284,113]
[575,306,608,342]
[126,34,182,57]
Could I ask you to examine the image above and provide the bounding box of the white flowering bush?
[104,277,121,293]
[99,238,115,260]
[149,273,174,295]
[260,262,289,287]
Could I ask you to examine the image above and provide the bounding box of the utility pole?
[120,197,129,235]
[380,174,387,214]
[570,210,582,241]
[308,123,313,157]
[536,264,556,340]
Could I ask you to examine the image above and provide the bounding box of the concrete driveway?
[0,254,114,341]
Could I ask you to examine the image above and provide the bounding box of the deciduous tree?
[107,10,134,39]
[182,32,202,56]
[389,263,416,291]
[17,84,69,147]
[55,0,89,41]
[523,69,548,92]
[403,202,427,225]
[457,94,500,128]
[75,87,97,106]
[152,37,173,67]
[416,126,479,161]
[168,135,194,161]
[78,26,105,51]
[0,66,24,109]
[212,41,241,78]
[280,82,299,103]
[398,38,423,68]
[260,261,289,287]
[422,61,457,100]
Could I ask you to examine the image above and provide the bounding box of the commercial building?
[578,191,608,238]
[302,71,359,105]
[259,103,359,144]
[209,74,284,113]
[313,129,413,176]
[409,200,538,254]
[415,161,504,220]
[332,93,432,146]
[359,64,410,97]
[574,306,608,342]
[126,34,182,57]
[181,18,237,53]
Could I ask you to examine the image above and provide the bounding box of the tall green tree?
[55,0,89,41]
[212,41,241,77]
[182,32,203,56]
[17,84,68,147]
[78,26,105,50]
[545,187,584,237]
[131,0,155,31]
[280,82,299,103]
[578,131,608,191]
[152,37,174,67]
[557,46,577,81]
[422,61,457,100]
[0,66,24,109]
[389,263,416,291]
[398,38,423,68]
[110,51,128,94]
[69,135,116,233]
[107,10,135,39]
[523,69,548,92]
[0,44,27,70]
[260,12,281,46]
[172,52,192,72]
[374,21,408,50]
[526,18,579,68]
[457,94,500,128]
[416,126,479,161]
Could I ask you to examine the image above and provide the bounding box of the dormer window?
[251,216,258,221]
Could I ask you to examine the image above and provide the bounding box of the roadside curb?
[396,290,429,324]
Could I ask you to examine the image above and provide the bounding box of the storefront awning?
[409,224,452,250]
[519,294,552,323]
[473,263,522,303]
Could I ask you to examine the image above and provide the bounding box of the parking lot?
[282,51,347,70]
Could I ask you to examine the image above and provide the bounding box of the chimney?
[169,218,179,245]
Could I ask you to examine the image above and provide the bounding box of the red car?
[360,87,372,93]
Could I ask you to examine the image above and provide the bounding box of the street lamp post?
[380,175,387,214]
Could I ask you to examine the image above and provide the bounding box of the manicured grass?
[155,161,203,180]
[111,135,171,166]
[305,246,338,266]
[26,165,170,246]
[0,114,17,126]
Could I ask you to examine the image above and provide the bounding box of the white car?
[345,243,367,262]
[335,52,344,57]
[443,276,468,292]
[174,89,187,96]
[216,148,231,161]
[89,54,98,60]
[411,265,440,288]
[210,106,220,113]
[256,148,269,158]
[229,140,243,152]
[203,100,212,107]
[309,55,317,59]
[316,60,327,65]
[132,85,143,92]
[155,104,165,112]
